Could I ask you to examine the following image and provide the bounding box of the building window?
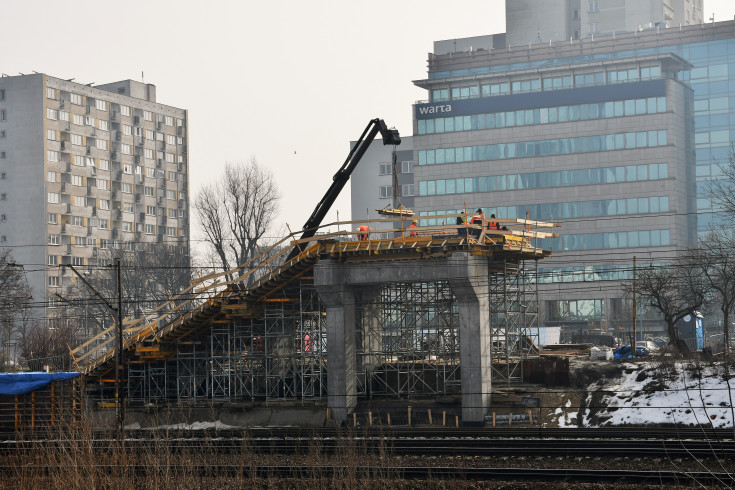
[145,167,155,178]
[402,161,414,174]
[120,105,131,117]
[74,236,87,247]
[85,116,94,126]
[144,186,155,197]
[589,23,599,34]
[98,179,109,190]
[98,120,109,131]
[47,150,60,162]
[379,186,392,199]
[96,138,108,150]
[47,129,57,141]
[166,134,176,146]
[572,9,580,19]
[72,257,84,266]
[48,255,58,266]
[0,109,6,121]
[48,234,60,245]
[99,199,110,210]
[123,163,133,174]
[165,116,174,126]
[121,221,133,232]
[59,111,69,122]
[588,1,599,12]
[122,182,132,194]
[146,205,156,215]
[0,89,4,100]
[99,159,110,171]
[71,175,84,186]
[166,226,176,237]
[145,129,154,140]
[70,93,83,105]
[165,153,175,163]
[143,110,153,121]
[48,276,60,288]
[47,87,57,99]
[0,214,5,221]
[378,162,391,175]
[0,152,5,159]
[72,114,84,126]
[47,108,58,120]
[72,216,84,226]
[48,213,58,224]
[98,219,109,230]
[95,99,107,111]
[0,130,5,138]
[47,192,60,204]
[144,148,154,160]
[71,134,83,146]
[47,171,57,182]
[72,196,87,207]
[145,224,156,234]
[166,189,176,200]
[168,208,177,219]
[121,144,132,155]
[123,202,134,213]
[123,125,132,136]
[402,184,414,197]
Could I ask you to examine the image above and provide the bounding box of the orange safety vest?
[408,223,417,237]
[357,225,371,241]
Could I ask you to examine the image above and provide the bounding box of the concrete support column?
[449,255,492,425]
[360,287,383,376]
[315,261,356,422]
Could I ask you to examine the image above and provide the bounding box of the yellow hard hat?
[412,219,418,224]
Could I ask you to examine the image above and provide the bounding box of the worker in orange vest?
[470,209,484,238]
[357,225,372,241]
[488,213,498,231]
[408,219,418,237]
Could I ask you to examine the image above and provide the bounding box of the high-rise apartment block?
[0,74,189,313]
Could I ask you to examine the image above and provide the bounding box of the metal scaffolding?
[124,280,328,404]
[356,281,462,399]
[489,258,540,385]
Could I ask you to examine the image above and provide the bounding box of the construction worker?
[456,216,468,238]
[470,208,484,238]
[408,219,418,237]
[488,213,498,231]
[357,225,372,241]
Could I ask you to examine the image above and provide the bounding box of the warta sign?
[415,103,453,119]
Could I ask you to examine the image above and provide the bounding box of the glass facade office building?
[412,21,735,339]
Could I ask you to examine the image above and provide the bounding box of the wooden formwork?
[0,376,83,432]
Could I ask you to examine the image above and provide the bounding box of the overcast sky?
[2,0,734,251]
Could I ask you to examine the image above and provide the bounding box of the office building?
[506,0,703,46]
[409,19,735,340]
[0,74,189,316]
[350,137,414,238]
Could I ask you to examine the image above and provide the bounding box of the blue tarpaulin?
[0,372,81,396]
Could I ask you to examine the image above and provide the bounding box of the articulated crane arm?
[286,118,400,262]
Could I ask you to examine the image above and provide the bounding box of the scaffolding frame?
[489,258,540,385]
[356,281,461,399]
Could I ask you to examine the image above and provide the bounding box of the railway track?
[1,463,732,485]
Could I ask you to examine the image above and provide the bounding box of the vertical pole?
[632,256,637,356]
[51,382,55,429]
[116,258,124,432]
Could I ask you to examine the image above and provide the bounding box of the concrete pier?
[314,252,492,425]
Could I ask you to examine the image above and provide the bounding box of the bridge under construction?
[74,215,556,425]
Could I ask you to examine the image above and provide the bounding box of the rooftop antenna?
[141,70,145,84]
[710,13,715,23]
[535,27,542,44]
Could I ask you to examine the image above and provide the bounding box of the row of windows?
[46,87,181,126]
[430,66,661,101]
[537,264,635,284]
[418,195,669,224]
[378,161,414,175]
[539,229,671,251]
[418,130,668,165]
[378,184,414,199]
[417,97,667,135]
[49,150,186,169]
[48,187,180,203]
[417,163,669,197]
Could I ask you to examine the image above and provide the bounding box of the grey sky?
[1,0,733,250]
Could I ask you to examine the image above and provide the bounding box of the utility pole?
[116,258,124,432]
[632,256,637,355]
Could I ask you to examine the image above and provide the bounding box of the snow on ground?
[125,420,240,431]
[557,361,735,428]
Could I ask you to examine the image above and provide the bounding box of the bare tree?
[194,159,280,284]
[623,254,709,356]
[0,249,32,369]
[67,242,193,343]
[709,146,735,219]
[690,229,735,353]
